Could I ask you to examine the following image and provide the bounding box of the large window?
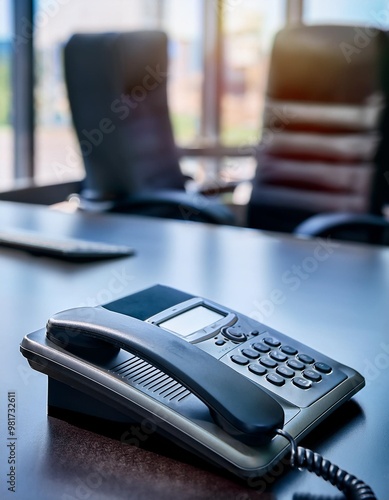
[32,0,287,188]
[7,1,389,194]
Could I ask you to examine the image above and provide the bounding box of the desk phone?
[20,285,376,499]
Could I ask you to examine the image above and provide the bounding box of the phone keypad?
[224,331,344,408]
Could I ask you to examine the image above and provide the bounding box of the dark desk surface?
[0,201,388,500]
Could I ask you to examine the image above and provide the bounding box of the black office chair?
[64,31,234,225]
[294,29,389,245]
[247,25,387,235]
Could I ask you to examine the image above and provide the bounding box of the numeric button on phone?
[303,369,322,382]
[248,364,267,376]
[281,345,298,355]
[260,357,278,369]
[270,350,288,362]
[314,362,332,374]
[293,377,312,389]
[276,366,295,378]
[242,348,259,359]
[287,359,305,371]
[266,373,285,387]
[263,337,281,347]
[252,342,270,353]
[297,353,315,364]
[231,355,249,366]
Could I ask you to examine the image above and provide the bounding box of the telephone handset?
[20,285,376,498]
[46,307,284,445]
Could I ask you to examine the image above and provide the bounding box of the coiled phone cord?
[276,429,377,500]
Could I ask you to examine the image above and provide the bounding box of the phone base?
[48,378,138,424]
[47,377,215,471]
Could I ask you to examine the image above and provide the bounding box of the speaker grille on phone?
[110,355,191,402]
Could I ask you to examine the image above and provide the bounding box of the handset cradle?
[47,307,285,445]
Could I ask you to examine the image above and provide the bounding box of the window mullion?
[12,0,34,180]
[286,0,304,24]
[201,0,223,146]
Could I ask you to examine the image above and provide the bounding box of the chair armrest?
[294,212,389,244]
[79,190,236,225]
[117,191,236,225]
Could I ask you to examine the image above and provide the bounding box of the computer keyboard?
[0,229,135,261]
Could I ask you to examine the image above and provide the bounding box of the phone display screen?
[159,306,225,337]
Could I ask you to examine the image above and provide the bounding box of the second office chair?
[64,31,234,224]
